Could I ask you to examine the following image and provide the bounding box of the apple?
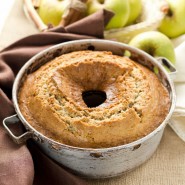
[126,0,142,25]
[128,31,176,64]
[38,0,69,26]
[158,0,185,38]
[86,0,130,30]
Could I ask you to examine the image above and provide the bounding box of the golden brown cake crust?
[18,51,170,148]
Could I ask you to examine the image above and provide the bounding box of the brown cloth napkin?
[0,10,114,185]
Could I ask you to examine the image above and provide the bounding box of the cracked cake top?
[18,50,170,148]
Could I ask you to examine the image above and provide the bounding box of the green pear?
[158,0,185,38]
[126,0,142,25]
[38,0,69,26]
[86,0,130,30]
[128,31,176,64]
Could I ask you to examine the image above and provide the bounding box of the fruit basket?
[23,0,88,31]
[24,0,168,43]
[104,0,168,43]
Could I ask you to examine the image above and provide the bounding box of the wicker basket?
[24,0,168,43]
[23,0,88,31]
[104,0,168,43]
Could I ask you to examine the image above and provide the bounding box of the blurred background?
[0,1,14,34]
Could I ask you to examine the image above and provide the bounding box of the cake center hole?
[82,90,107,108]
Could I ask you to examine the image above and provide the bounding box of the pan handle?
[3,114,33,144]
[156,57,177,80]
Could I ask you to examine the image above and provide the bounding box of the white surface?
[172,34,185,48]
[174,42,185,83]
[0,0,15,34]
[169,41,185,142]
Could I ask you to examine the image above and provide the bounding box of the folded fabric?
[0,10,114,185]
[169,41,185,143]
[174,41,185,83]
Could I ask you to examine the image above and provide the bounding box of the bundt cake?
[18,50,170,148]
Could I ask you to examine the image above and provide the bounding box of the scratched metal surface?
[5,39,175,178]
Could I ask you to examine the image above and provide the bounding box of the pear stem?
[167,9,173,17]
[32,0,41,9]
[98,0,105,4]
[161,3,173,17]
